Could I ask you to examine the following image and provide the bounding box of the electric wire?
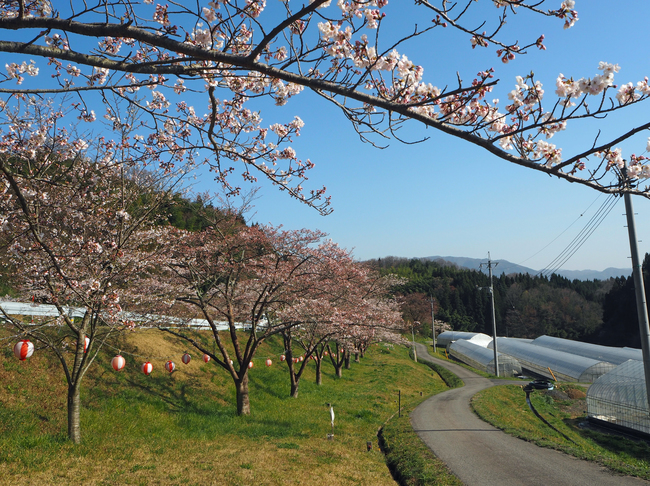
[537,194,620,278]
[541,194,619,277]
[515,192,606,268]
[537,194,617,277]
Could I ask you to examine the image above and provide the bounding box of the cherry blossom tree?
[277,248,404,394]
[1,0,650,211]
[0,98,182,443]
[277,242,365,396]
[147,220,346,414]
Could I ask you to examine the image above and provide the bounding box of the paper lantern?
[203,354,210,363]
[141,361,153,375]
[14,340,34,361]
[280,354,286,362]
[111,355,126,371]
[248,361,254,369]
[265,359,272,367]
[165,360,175,373]
[324,351,329,356]
[299,356,304,362]
[182,353,191,365]
[83,336,90,353]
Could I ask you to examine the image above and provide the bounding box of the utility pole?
[480,253,499,377]
[622,166,650,411]
[411,321,418,363]
[430,295,436,353]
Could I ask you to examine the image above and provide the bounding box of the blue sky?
[4,1,649,273]
[199,0,650,273]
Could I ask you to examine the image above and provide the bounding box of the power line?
[515,192,606,268]
[537,194,620,278]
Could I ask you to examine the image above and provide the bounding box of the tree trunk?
[354,352,360,363]
[290,380,299,398]
[315,358,322,385]
[335,364,343,378]
[67,383,82,444]
[344,352,351,370]
[236,373,251,415]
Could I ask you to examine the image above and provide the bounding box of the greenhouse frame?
[587,359,650,436]
[530,335,642,365]
[489,337,616,382]
[449,339,522,377]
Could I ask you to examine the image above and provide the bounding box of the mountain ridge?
[423,255,631,281]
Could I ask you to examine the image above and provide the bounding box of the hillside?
[0,328,448,485]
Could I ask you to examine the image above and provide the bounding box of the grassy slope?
[0,328,455,485]
[472,384,650,480]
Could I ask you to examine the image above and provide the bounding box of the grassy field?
[0,328,458,485]
[472,383,650,479]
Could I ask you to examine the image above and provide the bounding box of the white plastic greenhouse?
[587,359,650,436]
[530,335,642,365]
[488,337,616,382]
[436,331,493,349]
[449,339,522,377]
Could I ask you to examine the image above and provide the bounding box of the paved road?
[410,343,648,486]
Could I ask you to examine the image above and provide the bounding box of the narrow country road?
[410,343,649,486]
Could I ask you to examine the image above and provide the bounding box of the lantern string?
[101,342,308,363]
[0,332,29,342]
[3,333,316,364]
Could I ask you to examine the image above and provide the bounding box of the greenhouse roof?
[489,337,616,382]
[587,359,649,412]
[530,335,642,365]
[450,339,518,367]
[437,331,492,348]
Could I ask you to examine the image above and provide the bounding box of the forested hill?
[372,256,650,348]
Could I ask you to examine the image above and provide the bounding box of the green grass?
[0,329,459,485]
[380,412,462,486]
[472,384,650,479]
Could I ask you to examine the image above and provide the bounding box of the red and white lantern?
[265,359,272,367]
[141,361,153,375]
[83,336,90,353]
[111,355,126,371]
[203,354,210,363]
[14,340,34,361]
[280,354,286,362]
[182,353,191,365]
[248,361,254,369]
[299,356,304,362]
[165,360,175,373]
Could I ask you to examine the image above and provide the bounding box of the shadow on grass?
[567,417,650,462]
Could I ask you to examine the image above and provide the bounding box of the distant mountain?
[424,256,630,281]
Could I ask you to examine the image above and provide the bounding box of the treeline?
[373,256,650,347]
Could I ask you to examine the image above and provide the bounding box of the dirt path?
[410,343,648,486]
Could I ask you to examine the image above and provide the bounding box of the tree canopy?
[1,0,650,215]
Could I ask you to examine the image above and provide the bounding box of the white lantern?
[142,361,153,375]
[111,355,126,371]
